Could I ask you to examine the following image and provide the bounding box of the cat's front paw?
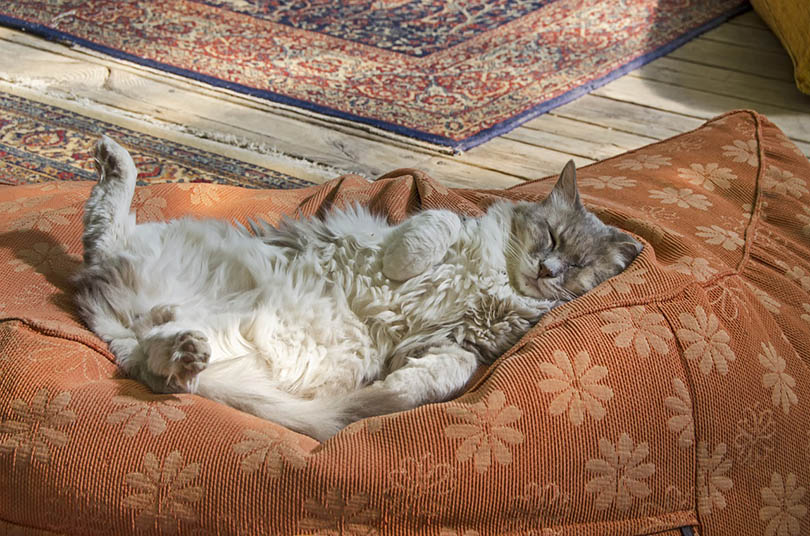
[382,235,433,281]
[383,211,462,281]
[168,330,211,389]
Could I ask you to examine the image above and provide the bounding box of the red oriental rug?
[0,92,310,189]
[0,0,748,151]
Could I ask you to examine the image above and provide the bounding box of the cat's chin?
[519,274,554,300]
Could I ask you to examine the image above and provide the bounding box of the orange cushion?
[1,110,808,535]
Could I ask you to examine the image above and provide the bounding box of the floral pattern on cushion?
[0,110,808,535]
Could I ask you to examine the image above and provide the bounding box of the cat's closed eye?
[546,225,557,250]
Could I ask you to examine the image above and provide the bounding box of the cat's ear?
[616,236,643,262]
[550,160,582,208]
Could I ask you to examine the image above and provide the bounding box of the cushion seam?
[659,307,703,533]
[735,110,766,274]
[502,508,698,535]
[0,515,64,536]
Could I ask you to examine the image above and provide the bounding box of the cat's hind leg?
[127,305,211,393]
[139,323,212,393]
[382,210,462,281]
[82,136,138,264]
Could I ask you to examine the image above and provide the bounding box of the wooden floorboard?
[548,95,706,141]
[0,10,808,188]
[629,57,810,114]
[725,10,770,29]
[667,37,795,83]
[504,114,658,161]
[592,77,810,143]
[700,21,784,53]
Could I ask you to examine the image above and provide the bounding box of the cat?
[73,136,642,441]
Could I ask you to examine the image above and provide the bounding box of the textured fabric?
[751,0,810,95]
[0,92,310,189]
[0,110,809,535]
[0,0,748,150]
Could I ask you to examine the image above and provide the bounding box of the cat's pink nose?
[538,259,563,278]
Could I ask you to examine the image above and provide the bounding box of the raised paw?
[93,135,137,185]
[168,330,211,389]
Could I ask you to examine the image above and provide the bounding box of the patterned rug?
[0,91,311,189]
[0,0,748,151]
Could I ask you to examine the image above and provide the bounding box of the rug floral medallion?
[0,0,747,149]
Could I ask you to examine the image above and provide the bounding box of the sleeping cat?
[73,136,641,441]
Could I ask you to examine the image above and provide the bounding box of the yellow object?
[751,0,810,94]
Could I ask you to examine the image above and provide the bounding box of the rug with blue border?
[0,0,748,151]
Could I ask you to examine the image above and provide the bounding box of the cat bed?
[1,110,808,536]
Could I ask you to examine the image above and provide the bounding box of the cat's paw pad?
[93,135,136,184]
[168,330,210,387]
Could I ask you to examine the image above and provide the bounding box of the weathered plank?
[458,136,594,180]
[667,36,795,82]
[592,76,810,143]
[548,95,705,140]
[700,20,784,53]
[630,57,810,113]
[726,9,770,29]
[507,114,657,160]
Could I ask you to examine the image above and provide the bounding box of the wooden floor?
[0,10,808,189]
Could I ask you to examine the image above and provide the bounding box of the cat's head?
[506,161,642,302]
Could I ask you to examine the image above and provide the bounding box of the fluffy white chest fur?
[74,137,640,440]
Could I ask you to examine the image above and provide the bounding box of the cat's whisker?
[504,240,534,272]
[553,282,577,301]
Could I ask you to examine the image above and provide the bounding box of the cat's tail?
[81,136,138,265]
[196,358,411,442]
